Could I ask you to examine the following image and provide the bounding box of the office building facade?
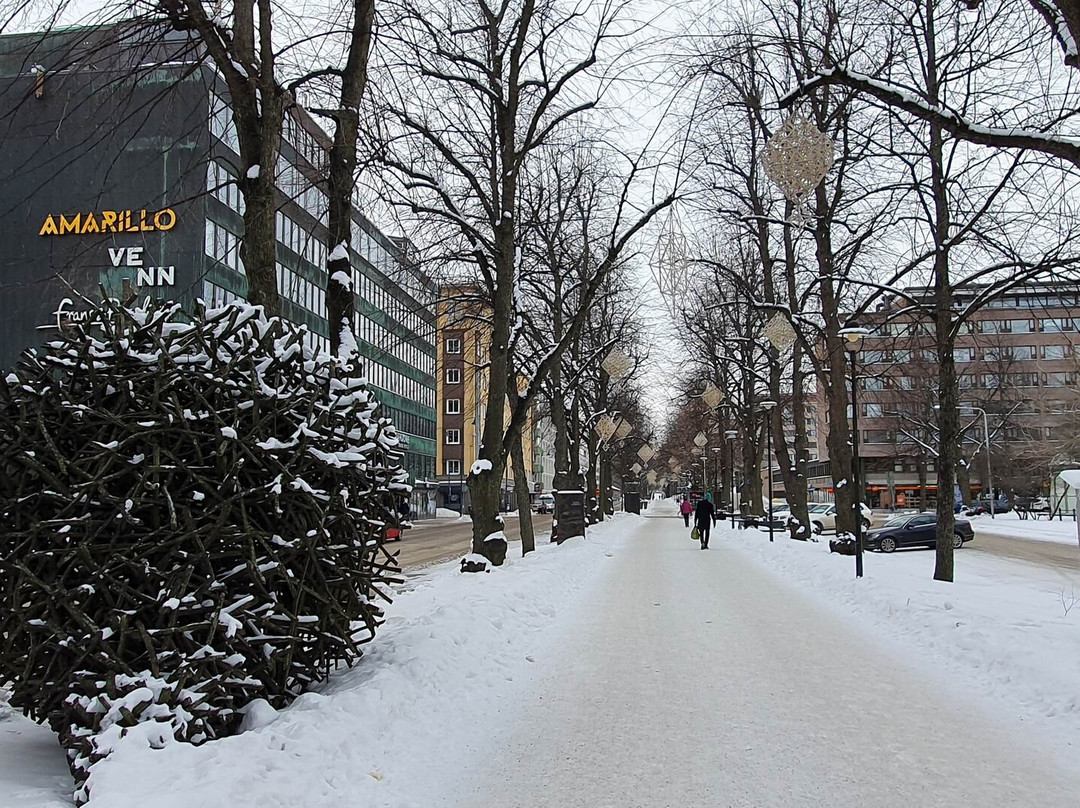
[0,24,437,492]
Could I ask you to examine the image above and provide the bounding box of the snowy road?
[454,501,1080,808]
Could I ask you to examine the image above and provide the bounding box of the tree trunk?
[814,180,856,537]
[586,434,600,524]
[325,0,374,358]
[511,432,535,555]
[926,0,957,582]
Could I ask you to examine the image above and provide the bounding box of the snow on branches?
[0,299,408,802]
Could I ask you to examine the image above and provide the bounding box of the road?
[969,530,1079,573]
[453,501,1080,808]
[391,514,553,569]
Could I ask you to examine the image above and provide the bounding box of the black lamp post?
[760,400,777,542]
[840,327,869,579]
[725,429,738,528]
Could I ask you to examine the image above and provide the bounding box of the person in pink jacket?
[680,497,693,527]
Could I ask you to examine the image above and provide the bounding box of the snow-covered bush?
[0,300,408,801]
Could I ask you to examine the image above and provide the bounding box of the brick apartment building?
[814,283,1080,508]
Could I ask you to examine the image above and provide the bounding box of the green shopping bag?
[691,527,700,541]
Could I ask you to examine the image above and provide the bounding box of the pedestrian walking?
[680,497,693,527]
[695,493,716,549]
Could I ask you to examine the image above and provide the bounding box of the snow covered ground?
[968,511,1079,546]
[727,524,1080,755]
[47,514,639,808]
[6,502,1080,807]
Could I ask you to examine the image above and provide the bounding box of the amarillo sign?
[39,208,177,236]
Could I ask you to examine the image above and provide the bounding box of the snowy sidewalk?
[453,504,1080,808]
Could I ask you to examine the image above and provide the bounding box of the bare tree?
[370,0,674,560]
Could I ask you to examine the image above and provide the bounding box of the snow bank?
[81,514,643,808]
[969,512,1080,546]
[436,507,465,519]
[725,528,1080,753]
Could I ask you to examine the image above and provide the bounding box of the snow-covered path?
[454,501,1079,808]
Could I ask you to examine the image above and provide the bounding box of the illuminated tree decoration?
[637,444,656,463]
[761,115,835,223]
[702,382,724,409]
[762,313,798,352]
[601,348,634,381]
[650,208,691,316]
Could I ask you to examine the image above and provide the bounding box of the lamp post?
[711,447,723,504]
[760,400,777,542]
[968,406,994,518]
[840,327,870,579]
[725,429,738,528]
[935,403,995,518]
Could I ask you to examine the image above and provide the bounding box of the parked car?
[964,498,1013,516]
[804,502,873,534]
[865,512,974,552]
[535,493,555,514]
[1030,496,1051,512]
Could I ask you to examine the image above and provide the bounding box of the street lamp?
[725,429,738,528]
[840,327,870,579]
[711,447,723,503]
[760,400,777,542]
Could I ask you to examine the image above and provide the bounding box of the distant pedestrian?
[680,497,693,527]
[695,493,716,549]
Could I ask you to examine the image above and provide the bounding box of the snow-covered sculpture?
[0,299,408,802]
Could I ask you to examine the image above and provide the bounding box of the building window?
[446,338,462,354]
[445,429,461,444]
[1042,318,1077,333]
[446,459,461,476]
[954,347,976,362]
[446,398,461,415]
[446,367,461,384]
[863,430,892,444]
[863,403,884,418]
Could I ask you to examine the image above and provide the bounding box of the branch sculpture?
[0,298,407,802]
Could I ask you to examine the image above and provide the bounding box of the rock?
[460,554,490,573]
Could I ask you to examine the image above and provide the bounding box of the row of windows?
[877,317,1080,338]
[209,92,239,152]
[865,426,1060,444]
[358,270,433,345]
[862,370,1078,391]
[207,160,245,215]
[863,397,1077,419]
[357,312,434,378]
[868,341,1079,366]
[276,211,327,270]
[205,219,245,276]
[368,360,436,409]
[276,156,328,227]
[276,263,324,317]
[382,406,436,440]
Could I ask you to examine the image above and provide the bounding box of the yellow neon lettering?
[139,210,153,232]
[39,216,58,236]
[59,214,81,235]
[101,211,118,232]
[153,209,177,231]
[81,212,100,234]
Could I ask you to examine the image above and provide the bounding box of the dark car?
[964,498,1012,516]
[864,512,974,553]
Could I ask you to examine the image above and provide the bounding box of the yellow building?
[436,286,536,511]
